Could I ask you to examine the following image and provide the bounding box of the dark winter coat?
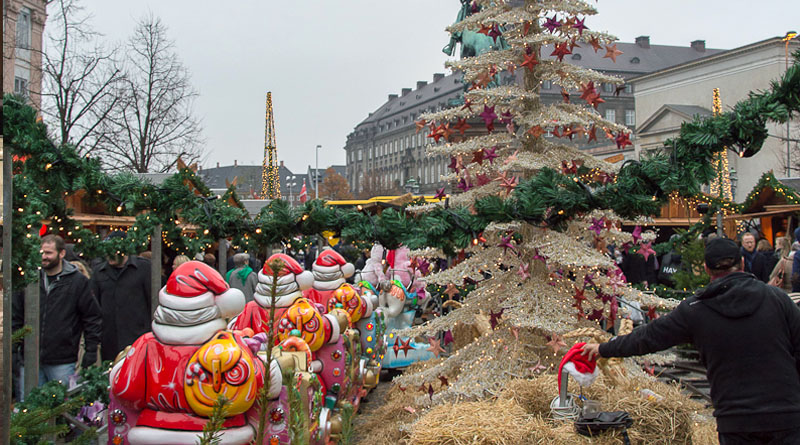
[12,260,103,366]
[91,255,152,361]
[741,248,770,283]
[600,272,800,433]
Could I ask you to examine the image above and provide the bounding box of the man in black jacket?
[91,236,152,362]
[13,235,102,390]
[582,237,800,444]
[741,232,770,282]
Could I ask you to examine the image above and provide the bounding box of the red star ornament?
[426,337,445,357]
[523,21,532,36]
[471,149,484,165]
[415,119,427,133]
[551,42,572,62]
[580,81,597,102]
[603,44,623,63]
[551,126,562,138]
[461,99,473,112]
[477,24,492,35]
[439,375,449,387]
[561,88,570,103]
[499,174,518,196]
[546,334,566,353]
[440,123,453,141]
[527,125,545,138]
[476,173,491,186]
[453,118,471,135]
[521,52,538,71]
[615,132,632,149]
[589,36,602,52]
[398,337,414,357]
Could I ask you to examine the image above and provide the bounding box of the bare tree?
[40,0,124,154]
[101,14,204,173]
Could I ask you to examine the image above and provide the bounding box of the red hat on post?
[557,342,599,393]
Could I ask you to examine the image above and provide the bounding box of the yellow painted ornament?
[184,331,260,417]
[321,230,340,247]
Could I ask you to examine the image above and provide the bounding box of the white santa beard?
[151,318,227,345]
[563,362,599,388]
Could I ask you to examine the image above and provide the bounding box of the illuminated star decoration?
[589,217,605,235]
[453,118,471,135]
[589,36,602,52]
[527,125,545,138]
[444,283,460,299]
[457,177,472,192]
[587,125,598,143]
[639,242,656,261]
[546,334,566,353]
[517,262,530,280]
[572,17,588,35]
[426,337,445,357]
[498,235,516,254]
[603,43,623,63]
[499,173,518,196]
[483,146,499,164]
[550,42,572,62]
[489,309,504,330]
[615,132,632,149]
[397,337,413,357]
[434,186,447,201]
[479,105,497,132]
[471,149,484,165]
[415,119,427,133]
[488,24,502,42]
[529,360,547,374]
[542,15,561,33]
[631,225,642,244]
[520,52,538,71]
[417,258,430,276]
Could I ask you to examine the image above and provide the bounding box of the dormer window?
[630,57,640,64]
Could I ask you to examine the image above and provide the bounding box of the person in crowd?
[769,236,794,292]
[12,235,102,394]
[582,238,800,444]
[90,231,152,362]
[226,252,258,302]
[304,244,318,271]
[740,232,770,282]
[173,254,190,269]
[203,253,217,269]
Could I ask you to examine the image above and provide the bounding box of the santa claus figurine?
[305,248,355,308]
[230,253,315,341]
[109,261,267,445]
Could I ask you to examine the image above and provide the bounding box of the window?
[571,53,582,60]
[625,110,635,126]
[542,80,552,89]
[630,57,640,64]
[14,77,29,97]
[16,8,31,49]
[624,84,633,94]
[358,149,363,161]
[602,83,614,93]
[605,109,616,123]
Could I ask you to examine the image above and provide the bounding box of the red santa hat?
[557,342,599,393]
[313,249,355,278]
[160,261,245,318]
[254,253,313,307]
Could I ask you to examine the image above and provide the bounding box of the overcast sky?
[72,0,799,174]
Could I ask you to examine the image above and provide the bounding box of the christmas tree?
[396,0,675,402]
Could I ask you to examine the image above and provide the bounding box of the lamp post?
[784,31,797,177]
[315,145,321,199]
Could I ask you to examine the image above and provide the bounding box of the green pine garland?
[4,49,799,285]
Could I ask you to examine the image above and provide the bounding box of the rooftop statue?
[442,0,510,58]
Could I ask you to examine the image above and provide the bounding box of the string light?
[709,88,733,202]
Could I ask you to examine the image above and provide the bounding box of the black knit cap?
[704,237,741,269]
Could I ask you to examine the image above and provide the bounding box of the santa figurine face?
[328,283,365,323]
[184,331,259,417]
[277,298,328,352]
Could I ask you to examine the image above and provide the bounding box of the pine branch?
[197,396,230,445]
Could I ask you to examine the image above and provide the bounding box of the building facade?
[343,37,723,195]
[3,0,47,108]
[632,36,800,201]
[198,161,345,206]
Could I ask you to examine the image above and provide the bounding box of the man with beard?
[13,235,102,393]
[90,231,152,361]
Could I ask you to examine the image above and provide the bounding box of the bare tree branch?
[99,13,204,173]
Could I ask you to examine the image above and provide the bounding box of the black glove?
[81,349,98,369]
